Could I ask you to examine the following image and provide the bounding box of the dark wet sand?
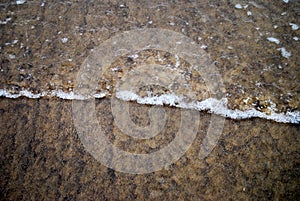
[0,98,299,200]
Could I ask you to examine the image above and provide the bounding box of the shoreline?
[1,88,299,124]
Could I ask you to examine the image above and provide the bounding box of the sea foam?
[1,88,299,124]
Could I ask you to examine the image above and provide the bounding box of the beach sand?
[0,98,299,200]
[1,0,300,200]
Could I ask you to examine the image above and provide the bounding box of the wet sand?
[0,98,299,200]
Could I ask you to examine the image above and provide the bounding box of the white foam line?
[0,89,106,100]
[1,89,299,124]
[116,90,300,124]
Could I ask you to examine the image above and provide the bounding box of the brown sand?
[1,0,300,200]
[0,98,299,200]
[1,0,299,112]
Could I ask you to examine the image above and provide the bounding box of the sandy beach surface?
[1,0,299,200]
